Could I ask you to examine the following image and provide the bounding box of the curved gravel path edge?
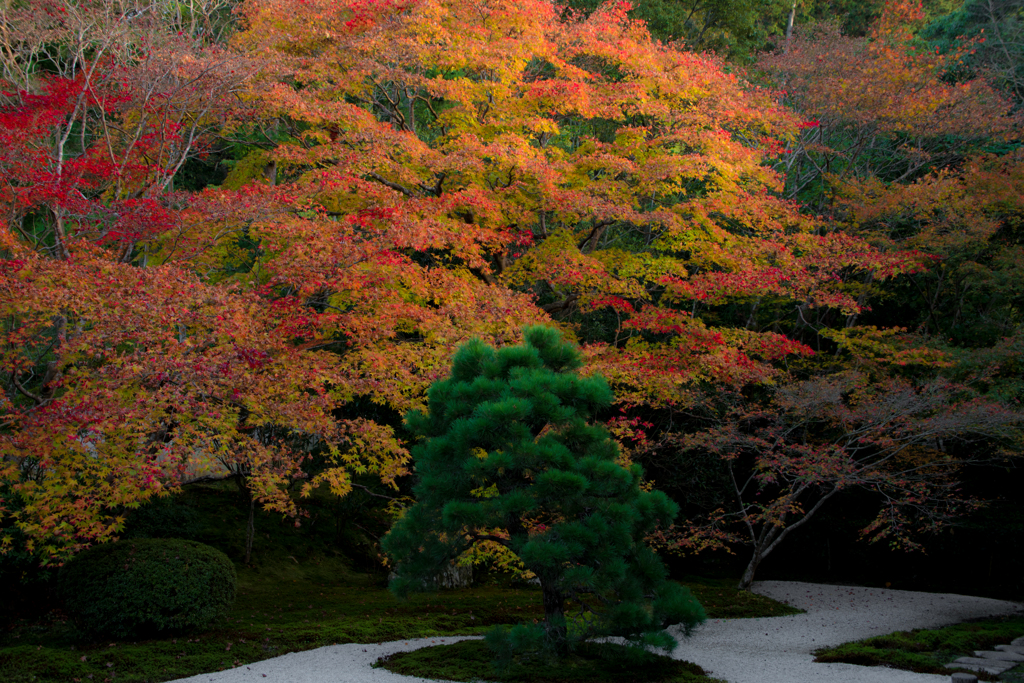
[169,581,1024,683]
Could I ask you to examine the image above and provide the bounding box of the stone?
[973,649,1024,661]
[947,657,1016,675]
[995,644,1024,655]
[947,663,1007,675]
[950,673,978,683]
[387,563,473,590]
[946,662,987,673]
[431,563,473,589]
[1012,636,1024,647]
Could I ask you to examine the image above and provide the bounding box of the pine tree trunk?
[542,580,567,653]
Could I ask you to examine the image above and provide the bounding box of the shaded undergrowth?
[0,484,799,683]
[0,560,544,683]
[814,616,1024,681]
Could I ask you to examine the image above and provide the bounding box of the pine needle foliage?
[382,326,705,661]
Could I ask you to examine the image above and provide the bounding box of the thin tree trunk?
[785,0,797,45]
[541,580,567,653]
[244,488,256,564]
[738,551,763,590]
[845,270,875,328]
[736,487,839,590]
[52,207,71,260]
[746,297,762,330]
[262,160,277,186]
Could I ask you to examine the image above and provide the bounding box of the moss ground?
[375,639,725,683]
[0,559,548,683]
[814,616,1024,681]
[680,576,803,619]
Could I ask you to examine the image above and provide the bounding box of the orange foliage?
[761,0,1018,202]
[230,0,916,409]
[1,0,931,560]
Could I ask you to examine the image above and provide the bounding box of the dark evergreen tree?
[382,326,705,659]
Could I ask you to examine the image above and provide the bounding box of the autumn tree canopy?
[0,0,1020,579]
[762,0,1016,208]
[230,0,915,408]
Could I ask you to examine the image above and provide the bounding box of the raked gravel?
[169,580,1023,683]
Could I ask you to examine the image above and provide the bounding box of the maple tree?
[761,0,1017,209]
[0,239,414,560]
[702,0,1024,589]
[230,0,919,413]
[836,151,1024,347]
[0,0,249,262]
[0,1,420,561]
[649,368,1023,589]
[221,0,960,587]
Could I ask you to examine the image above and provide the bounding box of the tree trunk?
[541,580,567,653]
[262,160,277,186]
[735,488,839,590]
[51,207,71,260]
[737,550,763,590]
[785,0,797,44]
[244,488,256,565]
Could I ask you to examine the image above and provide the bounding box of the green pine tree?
[382,326,705,660]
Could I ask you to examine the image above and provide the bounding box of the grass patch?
[814,616,1024,681]
[681,577,804,619]
[375,639,724,683]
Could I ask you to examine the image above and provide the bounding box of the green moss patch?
[0,563,545,683]
[375,639,724,683]
[814,616,1024,681]
[682,578,803,619]
[0,568,800,683]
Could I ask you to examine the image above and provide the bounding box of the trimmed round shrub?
[59,538,236,639]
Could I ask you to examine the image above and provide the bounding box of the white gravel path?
[169,581,1023,683]
[672,581,1022,683]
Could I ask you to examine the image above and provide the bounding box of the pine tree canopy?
[381,326,706,658]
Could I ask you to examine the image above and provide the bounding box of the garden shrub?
[59,538,236,639]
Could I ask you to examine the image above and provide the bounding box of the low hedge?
[59,538,236,640]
